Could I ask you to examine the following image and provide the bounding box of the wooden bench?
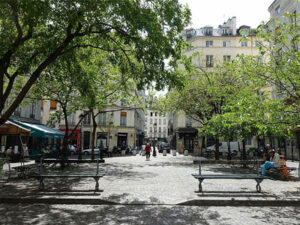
[192,159,273,192]
[31,158,106,191]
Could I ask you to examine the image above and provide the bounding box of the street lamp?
[153,123,157,156]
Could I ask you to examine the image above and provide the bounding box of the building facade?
[41,91,146,151]
[144,109,168,143]
[171,17,263,154]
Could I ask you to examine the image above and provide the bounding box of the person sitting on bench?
[262,149,280,175]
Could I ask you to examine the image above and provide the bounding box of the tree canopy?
[0,0,191,125]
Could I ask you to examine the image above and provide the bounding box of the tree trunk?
[242,138,246,161]
[91,111,97,161]
[227,139,231,160]
[215,138,219,160]
[291,140,294,162]
[200,136,205,157]
[62,106,69,169]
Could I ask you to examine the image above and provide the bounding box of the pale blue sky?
[179,0,274,28]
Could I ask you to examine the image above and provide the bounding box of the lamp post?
[153,123,157,157]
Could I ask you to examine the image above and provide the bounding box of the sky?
[179,0,275,29]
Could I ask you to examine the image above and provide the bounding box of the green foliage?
[0,0,191,125]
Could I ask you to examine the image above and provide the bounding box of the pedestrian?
[145,143,151,160]
[23,144,29,159]
[261,149,281,175]
[6,147,13,171]
[99,140,104,160]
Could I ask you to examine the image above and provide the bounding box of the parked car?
[82,148,100,155]
[206,142,239,155]
[158,142,170,153]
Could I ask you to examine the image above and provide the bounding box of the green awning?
[9,119,64,138]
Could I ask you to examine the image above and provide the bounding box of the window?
[223,55,231,63]
[50,100,57,110]
[98,112,106,125]
[246,137,252,145]
[163,127,166,133]
[154,118,157,124]
[241,41,247,47]
[67,113,75,125]
[155,112,157,116]
[206,55,213,67]
[204,27,213,35]
[83,111,91,125]
[186,118,192,128]
[206,41,213,47]
[150,127,152,132]
[14,107,21,116]
[275,5,280,15]
[222,28,229,35]
[150,118,153,124]
[159,119,161,125]
[150,112,153,116]
[223,41,231,47]
[159,127,161,133]
[120,112,127,126]
[30,103,36,119]
[163,119,166,125]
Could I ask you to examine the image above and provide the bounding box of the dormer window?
[204,27,213,36]
[222,27,229,35]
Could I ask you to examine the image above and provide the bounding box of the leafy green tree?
[0,0,190,125]
[165,62,244,160]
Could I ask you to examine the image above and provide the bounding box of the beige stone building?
[171,17,263,154]
[41,91,146,152]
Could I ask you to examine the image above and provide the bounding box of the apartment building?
[144,109,168,143]
[171,17,262,154]
[41,91,146,151]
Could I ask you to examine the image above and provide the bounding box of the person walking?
[99,140,104,160]
[145,143,151,161]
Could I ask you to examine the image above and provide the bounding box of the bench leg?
[39,178,45,190]
[198,179,204,192]
[255,178,263,192]
[94,177,100,192]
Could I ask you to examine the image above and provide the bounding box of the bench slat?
[192,174,272,179]
[32,173,106,178]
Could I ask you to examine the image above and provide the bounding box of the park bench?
[13,164,39,177]
[31,158,106,191]
[192,159,273,192]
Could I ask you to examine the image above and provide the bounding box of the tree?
[165,62,244,160]
[0,0,191,125]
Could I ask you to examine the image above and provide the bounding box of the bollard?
[249,151,253,159]
[163,150,167,156]
[184,150,188,156]
[132,150,136,156]
[121,150,126,156]
[172,150,176,156]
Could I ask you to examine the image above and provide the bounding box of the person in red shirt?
[145,143,151,160]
